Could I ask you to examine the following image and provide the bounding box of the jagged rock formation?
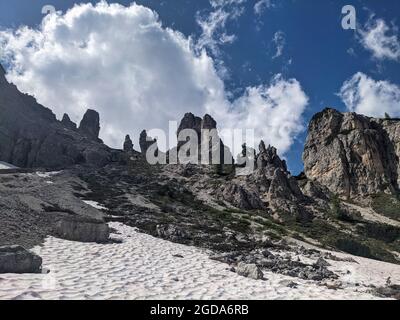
[61,113,77,130]
[0,65,112,168]
[303,108,400,197]
[123,135,134,153]
[218,140,309,220]
[177,113,202,150]
[139,130,157,155]
[176,113,233,167]
[78,109,101,142]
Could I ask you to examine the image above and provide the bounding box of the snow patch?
[0,223,398,300]
[83,200,108,211]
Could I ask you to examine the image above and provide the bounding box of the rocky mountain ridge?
[0,64,399,280]
[0,68,115,169]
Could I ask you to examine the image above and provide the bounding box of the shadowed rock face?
[123,135,134,153]
[303,108,400,197]
[61,113,77,130]
[78,109,101,141]
[0,65,111,169]
[176,113,233,167]
[139,130,157,155]
[0,245,42,274]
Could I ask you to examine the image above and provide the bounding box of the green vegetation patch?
[371,193,400,221]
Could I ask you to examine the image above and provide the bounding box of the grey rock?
[0,66,111,169]
[156,224,189,242]
[123,134,134,153]
[315,257,331,267]
[54,216,110,243]
[176,113,233,167]
[61,113,77,130]
[139,130,157,155]
[236,262,264,280]
[303,108,400,197]
[0,245,42,274]
[78,109,101,141]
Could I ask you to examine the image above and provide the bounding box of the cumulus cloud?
[196,0,245,55]
[0,1,308,155]
[225,75,308,153]
[339,72,400,118]
[272,31,285,59]
[359,18,400,62]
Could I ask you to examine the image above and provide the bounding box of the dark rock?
[0,245,42,274]
[257,141,287,172]
[123,135,134,153]
[177,113,202,150]
[315,257,331,267]
[54,216,110,243]
[375,285,400,300]
[139,130,157,155]
[220,183,267,210]
[156,224,189,242]
[176,113,233,167]
[61,113,77,130]
[78,109,101,141]
[0,66,111,169]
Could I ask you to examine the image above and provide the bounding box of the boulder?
[0,245,42,274]
[54,216,110,243]
[236,262,264,280]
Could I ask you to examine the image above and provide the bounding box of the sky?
[0,0,399,174]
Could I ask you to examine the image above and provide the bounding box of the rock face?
[61,113,77,130]
[176,113,233,166]
[123,135,134,153]
[218,140,307,219]
[303,108,400,197]
[78,109,101,141]
[54,216,110,243]
[139,130,157,155]
[0,65,111,169]
[0,245,42,274]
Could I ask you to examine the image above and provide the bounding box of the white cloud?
[196,0,245,55]
[225,74,308,153]
[0,1,308,155]
[339,72,400,118]
[359,18,400,61]
[272,31,285,59]
[254,0,274,16]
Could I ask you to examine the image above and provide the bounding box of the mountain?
[0,64,399,298]
[0,68,113,169]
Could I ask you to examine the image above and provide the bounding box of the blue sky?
[1,0,400,174]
